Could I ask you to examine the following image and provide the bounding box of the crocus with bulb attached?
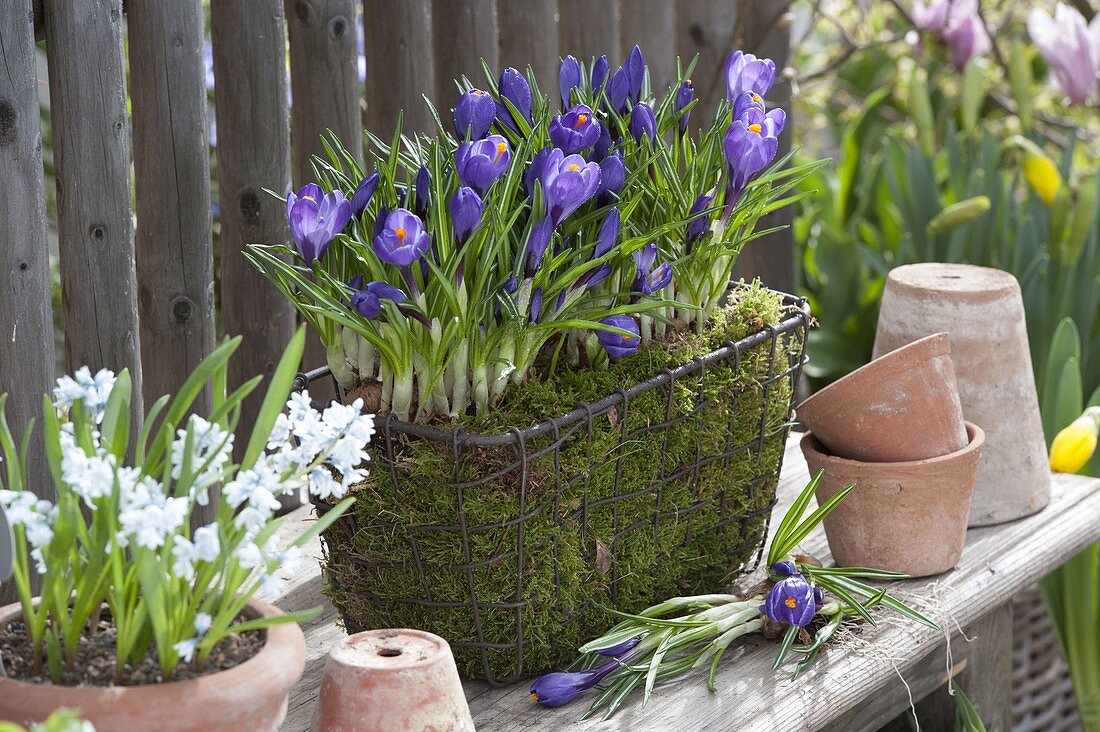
[725,50,776,101]
[761,574,817,627]
[374,208,430,267]
[540,149,602,226]
[449,187,483,245]
[550,104,602,154]
[597,315,641,358]
[454,88,495,139]
[456,135,511,195]
[1028,3,1100,104]
[287,183,352,267]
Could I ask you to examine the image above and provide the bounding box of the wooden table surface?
[274,436,1100,731]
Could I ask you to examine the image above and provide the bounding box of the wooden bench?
[272,436,1100,731]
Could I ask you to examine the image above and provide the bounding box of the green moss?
[319,284,801,680]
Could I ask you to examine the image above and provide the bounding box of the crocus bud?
[674,80,695,134]
[770,560,798,578]
[607,67,630,113]
[525,145,553,197]
[374,205,389,239]
[626,45,645,104]
[560,54,581,109]
[351,172,380,218]
[524,216,554,277]
[596,315,641,358]
[415,166,431,218]
[503,275,518,294]
[725,50,777,101]
[453,88,495,140]
[629,102,656,143]
[595,207,620,258]
[449,186,483,245]
[497,67,533,130]
[529,286,543,323]
[550,104,602,154]
[591,55,610,94]
[596,151,625,206]
[685,194,713,244]
[591,123,612,162]
[1050,407,1100,474]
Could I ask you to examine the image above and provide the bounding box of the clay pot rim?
[797,332,952,420]
[0,597,302,700]
[801,421,985,470]
[886,262,1019,300]
[337,628,453,672]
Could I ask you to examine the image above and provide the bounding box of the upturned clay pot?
[310,628,475,732]
[0,599,304,731]
[800,422,985,577]
[873,263,1050,526]
[797,332,967,462]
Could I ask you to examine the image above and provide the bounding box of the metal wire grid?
[303,292,810,683]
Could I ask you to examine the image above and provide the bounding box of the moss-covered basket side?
[316,285,806,682]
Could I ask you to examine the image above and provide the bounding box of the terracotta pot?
[797,332,967,462]
[873,263,1050,526]
[310,628,474,732]
[0,599,304,731]
[800,422,985,577]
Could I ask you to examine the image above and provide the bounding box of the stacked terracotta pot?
[798,332,985,577]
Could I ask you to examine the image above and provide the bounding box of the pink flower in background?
[911,0,991,68]
[1028,3,1100,104]
[912,0,949,30]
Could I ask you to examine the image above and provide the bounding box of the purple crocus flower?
[591,122,613,161]
[725,50,777,101]
[597,315,641,358]
[349,277,407,319]
[524,216,554,277]
[607,66,630,113]
[731,90,766,122]
[503,275,518,294]
[761,574,817,627]
[1028,4,1100,104]
[454,88,495,139]
[591,55,610,94]
[595,207,619,258]
[596,635,642,657]
[631,243,672,294]
[674,80,695,134]
[549,104,602,154]
[415,166,431,218]
[596,151,625,206]
[813,586,825,610]
[286,183,352,267]
[540,149,602,226]
[685,194,713,244]
[350,172,380,218]
[629,102,656,144]
[529,286,543,323]
[525,145,553,197]
[941,3,992,69]
[497,67,534,129]
[724,107,781,206]
[449,187,483,245]
[560,54,581,109]
[373,205,389,239]
[626,44,645,103]
[530,641,646,707]
[374,208,430,267]
[456,135,511,195]
[770,560,798,578]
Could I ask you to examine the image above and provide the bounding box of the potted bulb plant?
[247,46,822,681]
[0,327,374,731]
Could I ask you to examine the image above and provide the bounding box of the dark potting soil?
[0,615,264,686]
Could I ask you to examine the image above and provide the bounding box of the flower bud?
[559,55,581,109]
[925,196,991,236]
[1050,408,1100,474]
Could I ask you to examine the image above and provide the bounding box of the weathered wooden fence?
[0,0,792,602]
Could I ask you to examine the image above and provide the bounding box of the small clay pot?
[310,628,474,732]
[797,332,968,462]
[0,599,305,731]
[800,422,985,577]
[874,263,1050,526]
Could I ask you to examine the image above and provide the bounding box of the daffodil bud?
[926,196,991,236]
[1007,136,1063,205]
[1050,407,1100,474]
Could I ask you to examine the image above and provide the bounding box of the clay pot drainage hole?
[377,648,402,657]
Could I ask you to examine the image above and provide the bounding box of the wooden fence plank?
[558,0,621,67]
[432,0,497,102]
[498,0,559,97]
[0,0,55,604]
[363,0,436,136]
[127,0,217,522]
[620,0,677,96]
[286,0,362,402]
[675,0,737,125]
[211,1,297,485]
[43,0,143,430]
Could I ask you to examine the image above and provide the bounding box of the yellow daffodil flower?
[1050,407,1100,474]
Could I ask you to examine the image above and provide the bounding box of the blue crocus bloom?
[631,243,672,294]
[685,194,713,244]
[591,54,609,94]
[596,151,625,206]
[350,172,379,218]
[629,102,656,144]
[607,66,630,113]
[725,50,777,101]
[540,149,602,226]
[349,277,407,319]
[449,186,483,245]
[723,107,781,207]
[595,207,619,258]
[626,44,645,103]
[456,135,511,195]
[374,208,430,267]
[525,145,553,198]
[453,88,495,139]
[549,104,602,154]
[530,668,605,708]
[597,315,641,358]
[496,67,533,130]
[286,183,352,267]
[674,80,695,134]
[415,165,431,218]
[770,560,798,578]
[761,574,817,627]
[731,89,766,122]
[524,216,554,277]
[559,54,581,109]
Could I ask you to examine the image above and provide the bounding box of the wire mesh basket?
[299,290,810,683]
[1012,587,1081,732]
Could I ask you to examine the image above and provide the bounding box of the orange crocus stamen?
[748,123,762,134]
[784,597,797,609]
[751,93,762,104]
[494,142,508,162]
[531,693,539,702]
[302,195,316,201]
[567,163,581,172]
[573,113,589,130]
[395,227,407,241]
